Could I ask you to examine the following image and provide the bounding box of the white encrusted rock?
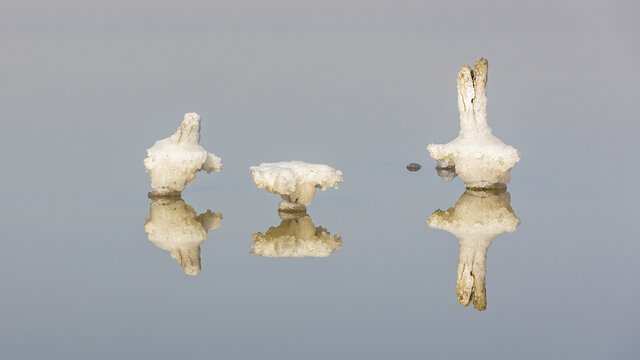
[251,212,342,258]
[144,113,222,196]
[144,196,222,275]
[250,161,343,211]
[427,189,520,310]
[428,58,520,188]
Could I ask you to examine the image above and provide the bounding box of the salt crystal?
[427,58,520,188]
[250,161,343,211]
[144,113,222,196]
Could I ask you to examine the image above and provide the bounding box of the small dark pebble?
[406,163,422,171]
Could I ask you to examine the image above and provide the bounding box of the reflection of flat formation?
[252,211,342,258]
[428,190,519,310]
[144,195,222,275]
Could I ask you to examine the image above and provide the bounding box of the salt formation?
[144,196,222,275]
[144,113,222,196]
[428,58,520,189]
[252,211,342,258]
[250,161,343,211]
[427,189,519,310]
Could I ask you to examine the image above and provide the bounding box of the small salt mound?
[427,58,520,188]
[251,212,342,258]
[144,196,222,275]
[144,112,222,196]
[428,189,520,310]
[250,161,343,211]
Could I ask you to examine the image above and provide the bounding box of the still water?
[2,118,635,359]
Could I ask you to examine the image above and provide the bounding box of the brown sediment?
[148,190,182,200]
[465,184,507,192]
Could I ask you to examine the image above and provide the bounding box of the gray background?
[1,0,638,359]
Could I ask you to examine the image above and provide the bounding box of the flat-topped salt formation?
[144,196,222,275]
[144,112,222,196]
[250,161,343,211]
[428,189,520,310]
[251,211,342,258]
[428,58,520,189]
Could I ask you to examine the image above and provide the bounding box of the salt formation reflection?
[252,211,342,258]
[428,189,520,310]
[435,161,457,182]
[144,195,222,275]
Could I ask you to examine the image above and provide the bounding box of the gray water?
[1,1,638,359]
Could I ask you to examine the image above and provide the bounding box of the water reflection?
[252,211,342,258]
[435,161,457,182]
[428,189,520,310]
[144,195,222,275]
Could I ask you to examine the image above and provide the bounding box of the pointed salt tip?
[183,112,200,122]
[406,163,422,171]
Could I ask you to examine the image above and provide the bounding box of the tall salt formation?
[144,113,222,196]
[252,211,342,258]
[250,161,343,212]
[144,196,222,275]
[428,189,520,310]
[428,58,520,189]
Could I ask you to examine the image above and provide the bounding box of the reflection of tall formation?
[144,196,222,275]
[252,211,342,258]
[428,190,519,310]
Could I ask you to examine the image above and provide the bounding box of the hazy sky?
[1,0,637,188]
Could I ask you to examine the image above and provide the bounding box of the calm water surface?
[1,123,636,359]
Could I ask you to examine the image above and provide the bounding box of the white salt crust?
[144,113,222,195]
[428,189,520,310]
[250,161,343,211]
[428,58,520,188]
[144,196,222,275]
